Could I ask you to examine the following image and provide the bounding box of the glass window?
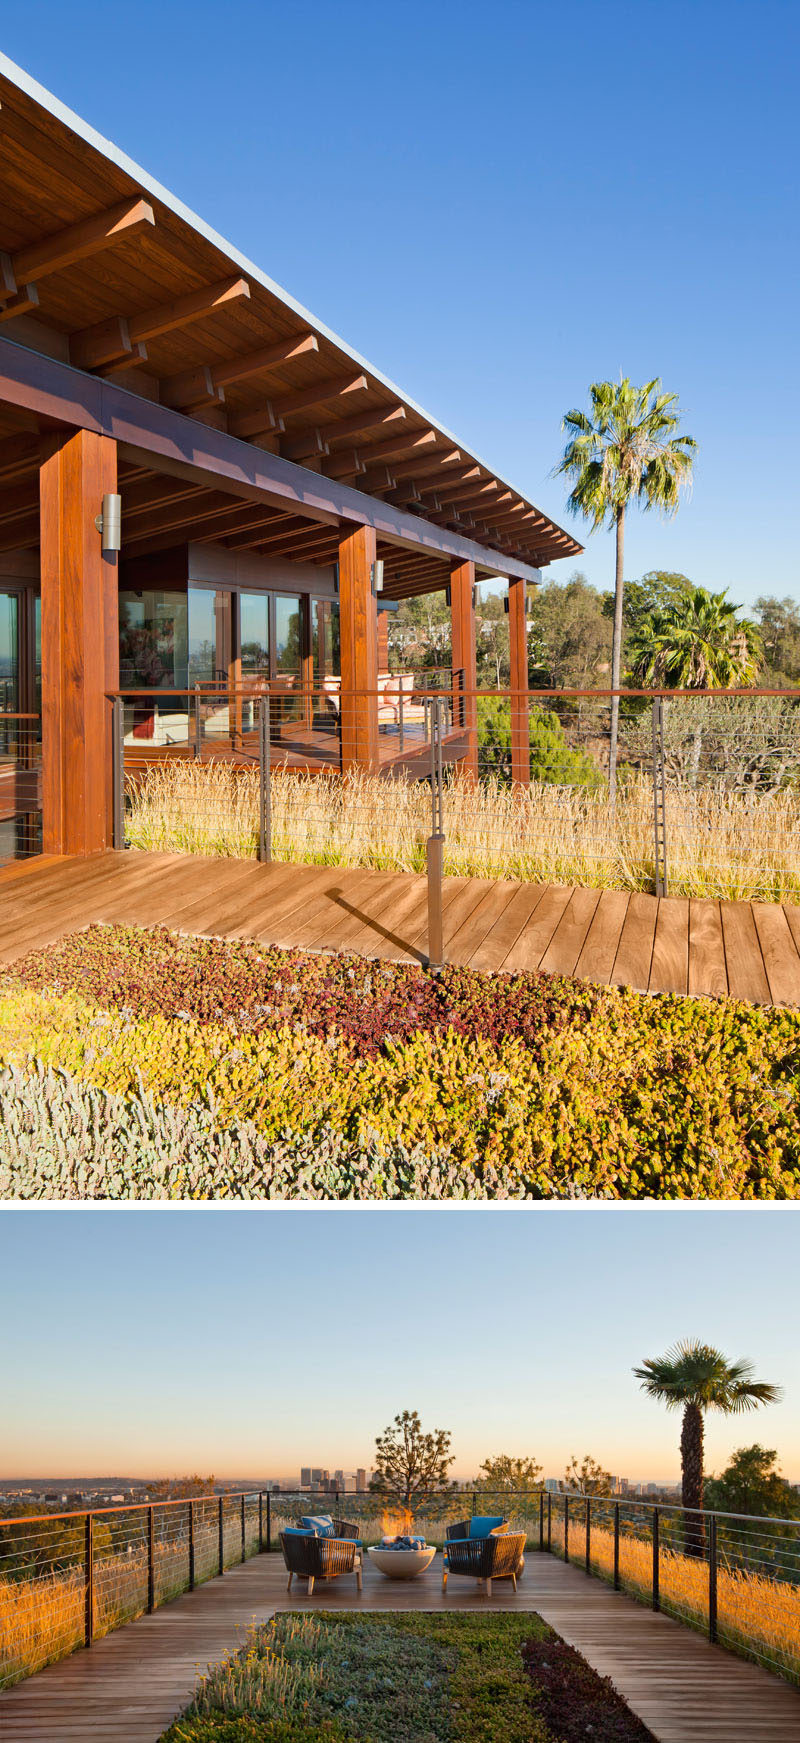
[188,588,232,687]
[274,595,303,678]
[119,590,188,689]
[0,593,19,713]
[240,593,270,681]
[312,599,340,683]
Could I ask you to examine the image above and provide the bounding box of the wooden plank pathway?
[1,1552,797,1742]
[0,852,799,1004]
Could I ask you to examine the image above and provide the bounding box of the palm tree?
[628,586,762,687]
[634,1341,781,1554]
[557,377,696,803]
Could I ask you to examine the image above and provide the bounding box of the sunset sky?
[1,0,798,606]
[4,1206,798,1485]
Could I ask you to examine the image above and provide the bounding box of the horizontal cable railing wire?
[0,713,42,869]
[0,1490,270,1691]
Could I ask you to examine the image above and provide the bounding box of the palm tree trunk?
[608,507,625,808]
[680,1402,706,1558]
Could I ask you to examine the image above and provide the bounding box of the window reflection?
[119,591,189,689]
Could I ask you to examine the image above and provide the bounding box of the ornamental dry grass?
[550,1520,800,1685]
[125,760,800,901]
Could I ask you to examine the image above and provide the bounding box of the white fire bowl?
[367,1545,437,1580]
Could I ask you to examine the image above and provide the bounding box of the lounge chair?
[280,1528,363,1596]
[442,1522,526,1596]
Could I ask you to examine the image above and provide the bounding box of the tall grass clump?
[125,760,800,901]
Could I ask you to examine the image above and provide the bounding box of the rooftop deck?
[1,1551,797,1743]
[0,852,799,1004]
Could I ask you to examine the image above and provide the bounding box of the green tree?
[556,376,696,803]
[563,1454,614,1496]
[370,1410,455,1512]
[753,595,800,685]
[474,1454,543,1498]
[529,572,611,689]
[627,585,762,688]
[704,1445,800,1520]
[478,697,602,788]
[634,1341,781,1553]
[615,570,695,637]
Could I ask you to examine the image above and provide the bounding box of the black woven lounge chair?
[442,1530,526,1596]
[280,1530,362,1596]
[331,1518,362,1542]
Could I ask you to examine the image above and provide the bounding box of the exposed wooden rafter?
[7,197,155,288]
[70,276,251,370]
[231,372,368,440]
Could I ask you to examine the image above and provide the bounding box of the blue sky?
[2,0,798,608]
[2,1207,798,1482]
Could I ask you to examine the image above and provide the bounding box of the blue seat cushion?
[299,1514,335,1537]
[468,1515,505,1539]
[282,1526,315,1537]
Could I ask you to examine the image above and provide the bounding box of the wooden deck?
[0,852,799,1003]
[1,1552,797,1742]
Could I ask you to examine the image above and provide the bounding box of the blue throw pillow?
[468,1515,505,1539]
[299,1514,335,1537]
[282,1526,315,1537]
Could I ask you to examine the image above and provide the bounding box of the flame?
[380,1505,415,1541]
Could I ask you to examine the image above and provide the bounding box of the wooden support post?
[338,523,378,773]
[449,558,477,776]
[39,429,119,854]
[377,609,390,673]
[508,574,529,789]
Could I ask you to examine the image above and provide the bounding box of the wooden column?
[508,574,529,789]
[338,523,378,772]
[449,558,478,776]
[377,610,390,674]
[40,429,119,854]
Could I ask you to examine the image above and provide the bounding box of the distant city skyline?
[3,1206,798,1481]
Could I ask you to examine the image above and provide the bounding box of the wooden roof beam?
[379,451,465,484]
[319,448,367,481]
[69,275,252,371]
[157,333,320,406]
[421,478,498,507]
[346,426,437,463]
[8,197,155,287]
[0,282,39,323]
[314,403,407,448]
[231,373,368,440]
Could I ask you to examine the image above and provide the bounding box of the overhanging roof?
[0,52,582,590]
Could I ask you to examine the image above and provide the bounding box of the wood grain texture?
[338,523,378,773]
[1,1552,797,1743]
[449,559,477,774]
[0,856,794,1006]
[507,573,529,789]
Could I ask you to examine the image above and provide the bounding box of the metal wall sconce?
[370,559,385,595]
[95,493,122,553]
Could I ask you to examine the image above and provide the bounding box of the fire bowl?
[367,1544,437,1580]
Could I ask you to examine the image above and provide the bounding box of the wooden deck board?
[0,854,797,1007]
[1,1553,797,1743]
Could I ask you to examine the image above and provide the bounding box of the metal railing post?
[547,1491,552,1551]
[471,1491,477,1518]
[241,1494,246,1562]
[189,1501,195,1591]
[585,1497,591,1573]
[652,1507,660,1611]
[398,686,404,753]
[84,1512,93,1648]
[258,696,271,863]
[111,697,125,850]
[194,684,202,760]
[709,1514,718,1643]
[539,1491,544,1551]
[266,1490,272,1553]
[564,1494,569,1562]
[651,695,668,897]
[218,1496,224,1575]
[426,697,445,969]
[259,1492,264,1553]
[613,1502,620,1589]
[147,1506,155,1613]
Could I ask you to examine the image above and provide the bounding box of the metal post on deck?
[111,696,125,850]
[539,1491,545,1551]
[240,1494,246,1562]
[585,1498,591,1573]
[258,1492,264,1553]
[652,1507,660,1611]
[189,1501,195,1591]
[194,684,202,760]
[266,1490,272,1553]
[651,696,668,897]
[398,685,405,754]
[547,1492,552,1551]
[613,1502,620,1589]
[426,697,445,970]
[708,1514,718,1643]
[84,1512,94,1648]
[258,696,272,863]
[564,1494,570,1562]
[147,1506,155,1613]
[218,1496,224,1575]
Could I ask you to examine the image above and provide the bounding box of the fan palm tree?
[628,586,762,687]
[556,377,696,803]
[634,1341,781,1554]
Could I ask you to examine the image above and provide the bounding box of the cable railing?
[111,686,800,928]
[2,1487,799,1693]
[0,712,42,868]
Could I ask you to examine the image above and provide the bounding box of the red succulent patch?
[523,1635,657,1740]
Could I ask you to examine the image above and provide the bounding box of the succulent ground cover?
[159,1611,656,1743]
[1,924,798,1199]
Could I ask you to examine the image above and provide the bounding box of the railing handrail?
[2,1487,266,1528]
[0,711,41,721]
[105,684,800,701]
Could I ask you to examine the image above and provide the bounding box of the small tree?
[370,1410,455,1511]
[564,1454,614,1496]
[474,1453,543,1498]
[147,1474,216,1500]
[705,1445,800,1521]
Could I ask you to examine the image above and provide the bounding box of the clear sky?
[2,1206,798,1484]
[1,0,798,609]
